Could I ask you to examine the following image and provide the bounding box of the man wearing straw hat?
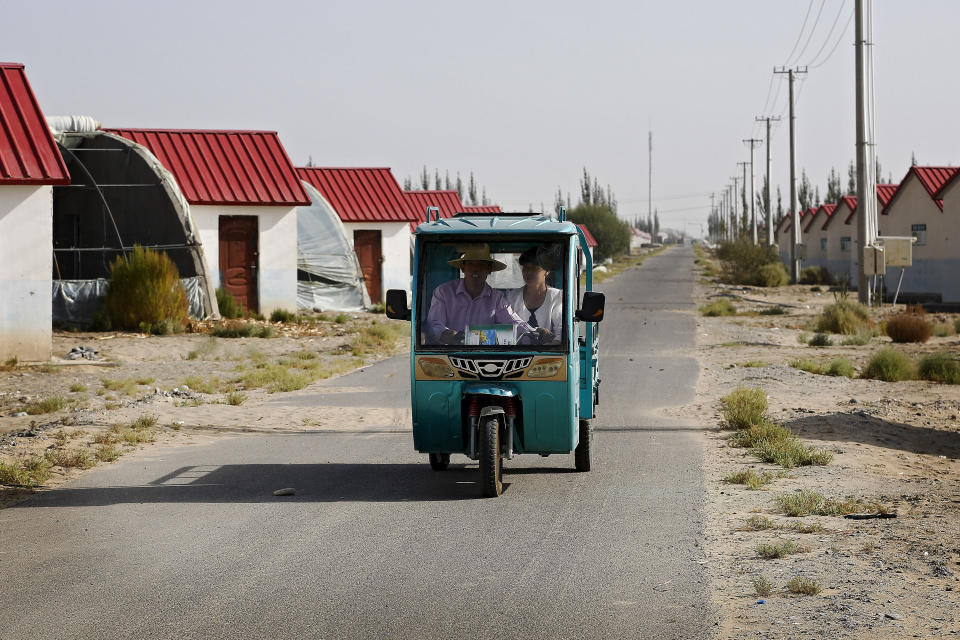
[426,243,535,345]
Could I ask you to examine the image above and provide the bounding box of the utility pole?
[731,176,741,240]
[648,130,653,232]
[775,66,808,282]
[756,116,781,246]
[743,138,762,245]
[855,0,876,305]
[737,162,750,239]
[710,192,716,241]
[723,186,731,241]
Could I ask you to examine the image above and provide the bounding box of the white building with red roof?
[107,128,309,315]
[576,224,599,262]
[822,185,898,287]
[297,167,419,303]
[880,166,960,301]
[802,204,836,271]
[0,62,70,360]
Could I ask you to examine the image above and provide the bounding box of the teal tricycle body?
[385,209,604,497]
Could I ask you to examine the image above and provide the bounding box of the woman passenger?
[505,247,562,344]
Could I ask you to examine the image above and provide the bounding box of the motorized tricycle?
[385,208,604,497]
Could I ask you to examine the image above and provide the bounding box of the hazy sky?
[4,1,958,235]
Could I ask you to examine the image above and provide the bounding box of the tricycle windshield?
[416,238,568,350]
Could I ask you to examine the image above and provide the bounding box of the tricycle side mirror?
[384,289,410,321]
[576,291,605,322]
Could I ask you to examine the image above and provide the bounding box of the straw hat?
[448,243,507,271]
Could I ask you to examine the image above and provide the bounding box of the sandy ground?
[0,313,409,506]
[672,262,960,639]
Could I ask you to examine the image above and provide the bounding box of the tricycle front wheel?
[429,453,450,471]
[479,416,503,497]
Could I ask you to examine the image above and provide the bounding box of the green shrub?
[917,352,960,384]
[840,328,873,346]
[758,262,789,287]
[216,287,243,319]
[752,438,832,468]
[791,359,823,375]
[931,322,954,338]
[24,395,68,415]
[815,299,871,334]
[101,246,188,332]
[716,241,784,286]
[721,387,768,429]
[699,299,737,317]
[269,308,297,323]
[863,348,915,382]
[334,313,349,324]
[825,358,855,378]
[786,576,821,595]
[211,321,276,338]
[756,540,808,559]
[758,306,787,315]
[567,203,631,262]
[808,333,832,347]
[885,307,932,343]
[0,456,52,487]
[729,420,793,448]
[773,490,862,517]
[799,266,832,285]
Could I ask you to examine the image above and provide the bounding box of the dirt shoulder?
[671,260,960,639]
[0,313,409,507]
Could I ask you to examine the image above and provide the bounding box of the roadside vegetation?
[720,387,832,469]
[96,245,188,334]
[715,241,789,287]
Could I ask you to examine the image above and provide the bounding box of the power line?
[810,6,855,68]
[805,0,848,66]
[782,0,816,66]
[790,0,828,66]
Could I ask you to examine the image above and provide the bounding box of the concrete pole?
[755,116,780,246]
[744,139,761,244]
[855,0,875,305]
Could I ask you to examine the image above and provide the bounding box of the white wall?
[341,221,412,302]
[0,186,51,361]
[881,179,959,301]
[191,204,298,315]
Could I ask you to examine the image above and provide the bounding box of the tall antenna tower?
[648,129,653,229]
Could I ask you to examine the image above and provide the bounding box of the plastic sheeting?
[297,182,371,312]
[52,277,208,326]
[46,115,101,134]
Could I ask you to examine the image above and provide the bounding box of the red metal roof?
[297,167,415,223]
[0,63,69,186]
[462,205,502,213]
[405,190,464,220]
[105,128,309,206]
[883,167,958,214]
[824,198,855,230]
[576,224,598,247]
[842,184,899,223]
[811,203,837,231]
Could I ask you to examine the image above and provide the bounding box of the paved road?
[0,247,713,639]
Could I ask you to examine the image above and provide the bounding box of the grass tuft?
[863,348,915,382]
[885,307,932,343]
[728,420,792,448]
[95,445,122,462]
[752,438,833,468]
[807,333,833,347]
[773,490,863,517]
[917,352,960,384]
[45,448,95,469]
[699,299,737,317]
[752,575,774,597]
[0,456,53,487]
[211,321,277,339]
[100,377,137,396]
[815,299,871,335]
[756,540,809,559]
[720,387,768,429]
[785,576,821,595]
[24,395,68,415]
[69,382,87,393]
[225,390,247,406]
[722,468,775,490]
[181,375,222,394]
[758,306,787,316]
[741,515,777,531]
[350,323,406,357]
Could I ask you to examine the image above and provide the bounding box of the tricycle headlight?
[526,357,564,379]
[418,357,455,378]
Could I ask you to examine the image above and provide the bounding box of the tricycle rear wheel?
[574,419,591,472]
[429,453,450,471]
[479,416,503,497]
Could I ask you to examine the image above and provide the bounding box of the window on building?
[840,237,851,252]
[911,223,927,246]
[820,238,827,252]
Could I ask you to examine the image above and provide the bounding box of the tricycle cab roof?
[414,213,579,237]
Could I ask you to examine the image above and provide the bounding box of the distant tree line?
[402,166,490,206]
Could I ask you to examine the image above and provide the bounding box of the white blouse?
[504,286,563,337]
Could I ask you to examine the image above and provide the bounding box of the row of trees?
[710,157,898,241]
[559,168,631,262]
[401,167,491,206]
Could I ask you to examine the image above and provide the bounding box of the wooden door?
[219,216,258,313]
[353,230,382,303]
